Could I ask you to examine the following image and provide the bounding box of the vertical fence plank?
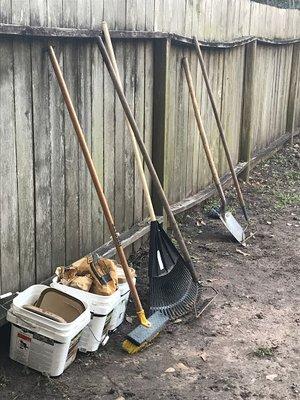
[10,0,31,291]
[185,47,196,197]
[77,47,92,256]
[91,41,104,249]
[90,0,104,249]
[114,41,126,233]
[102,48,116,240]
[123,42,135,234]
[152,38,170,214]
[63,3,80,264]
[165,45,177,204]
[0,0,12,23]
[77,2,92,256]
[240,40,257,182]
[12,1,35,290]
[30,2,53,282]
[220,47,245,175]
[287,43,300,137]
[191,48,200,193]
[48,1,65,271]
[90,0,103,29]
[133,41,145,251]
[30,0,48,26]
[143,41,154,222]
[0,39,19,293]
[31,42,53,282]
[49,41,66,270]
[154,0,164,31]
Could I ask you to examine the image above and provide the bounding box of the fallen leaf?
[236,248,250,256]
[287,223,292,226]
[266,374,277,381]
[174,319,182,324]
[125,315,133,324]
[165,367,175,373]
[175,362,190,371]
[200,351,208,362]
[266,221,272,225]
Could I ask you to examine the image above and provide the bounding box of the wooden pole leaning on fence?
[101,22,156,223]
[47,45,150,328]
[193,37,249,222]
[286,43,300,145]
[240,40,257,183]
[96,36,198,282]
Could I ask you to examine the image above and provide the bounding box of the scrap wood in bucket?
[55,256,135,295]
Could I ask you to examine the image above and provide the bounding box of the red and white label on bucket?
[15,331,32,364]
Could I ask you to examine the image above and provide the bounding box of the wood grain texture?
[91,41,104,249]
[0,39,19,292]
[11,2,34,290]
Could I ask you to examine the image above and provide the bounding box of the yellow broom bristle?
[122,339,146,354]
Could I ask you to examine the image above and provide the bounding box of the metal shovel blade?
[219,211,246,243]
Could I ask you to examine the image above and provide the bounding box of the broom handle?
[48,46,150,327]
[182,57,227,212]
[193,37,248,222]
[102,22,156,222]
[96,37,198,283]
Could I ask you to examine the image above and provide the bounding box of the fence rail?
[0,0,299,294]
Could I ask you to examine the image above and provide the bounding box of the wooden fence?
[0,0,299,293]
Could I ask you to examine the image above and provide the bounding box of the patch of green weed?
[274,192,300,210]
[253,346,276,358]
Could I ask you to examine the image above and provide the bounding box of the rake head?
[149,257,200,320]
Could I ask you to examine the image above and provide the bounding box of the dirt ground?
[0,140,299,400]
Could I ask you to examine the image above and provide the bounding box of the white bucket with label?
[7,285,90,377]
[109,267,136,332]
[51,278,120,352]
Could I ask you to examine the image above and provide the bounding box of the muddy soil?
[0,140,299,400]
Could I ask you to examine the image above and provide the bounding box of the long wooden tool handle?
[182,57,227,211]
[48,45,150,327]
[96,36,198,283]
[102,22,156,222]
[193,37,248,222]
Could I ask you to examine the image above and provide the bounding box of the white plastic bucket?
[109,267,136,332]
[7,285,90,377]
[51,278,120,352]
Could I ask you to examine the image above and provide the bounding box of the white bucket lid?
[10,285,90,334]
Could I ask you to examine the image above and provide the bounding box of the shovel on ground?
[183,57,246,244]
[193,37,249,223]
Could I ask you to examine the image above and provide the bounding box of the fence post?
[151,38,171,215]
[240,40,257,182]
[286,43,300,144]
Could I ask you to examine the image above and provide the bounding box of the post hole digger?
[193,37,249,224]
[182,57,246,244]
[48,46,169,354]
[96,32,217,334]
[100,24,216,326]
